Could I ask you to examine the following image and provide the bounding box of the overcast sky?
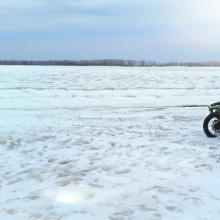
[0,0,220,61]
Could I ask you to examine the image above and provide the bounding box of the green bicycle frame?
[209,104,220,114]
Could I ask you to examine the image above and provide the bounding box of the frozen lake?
[1,66,220,220]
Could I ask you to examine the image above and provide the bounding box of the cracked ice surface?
[1,66,220,220]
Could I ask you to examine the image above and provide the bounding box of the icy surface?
[0,66,220,220]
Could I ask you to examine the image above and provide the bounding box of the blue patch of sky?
[0,0,220,60]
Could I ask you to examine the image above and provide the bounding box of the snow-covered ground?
[1,66,220,220]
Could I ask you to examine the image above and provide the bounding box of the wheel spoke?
[208,118,220,136]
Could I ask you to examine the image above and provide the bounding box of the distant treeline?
[0,60,220,66]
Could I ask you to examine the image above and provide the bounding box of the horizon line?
[0,59,220,67]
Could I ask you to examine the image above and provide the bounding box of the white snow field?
[1,66,220,220]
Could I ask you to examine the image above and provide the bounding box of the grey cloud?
[0,0,220,60]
